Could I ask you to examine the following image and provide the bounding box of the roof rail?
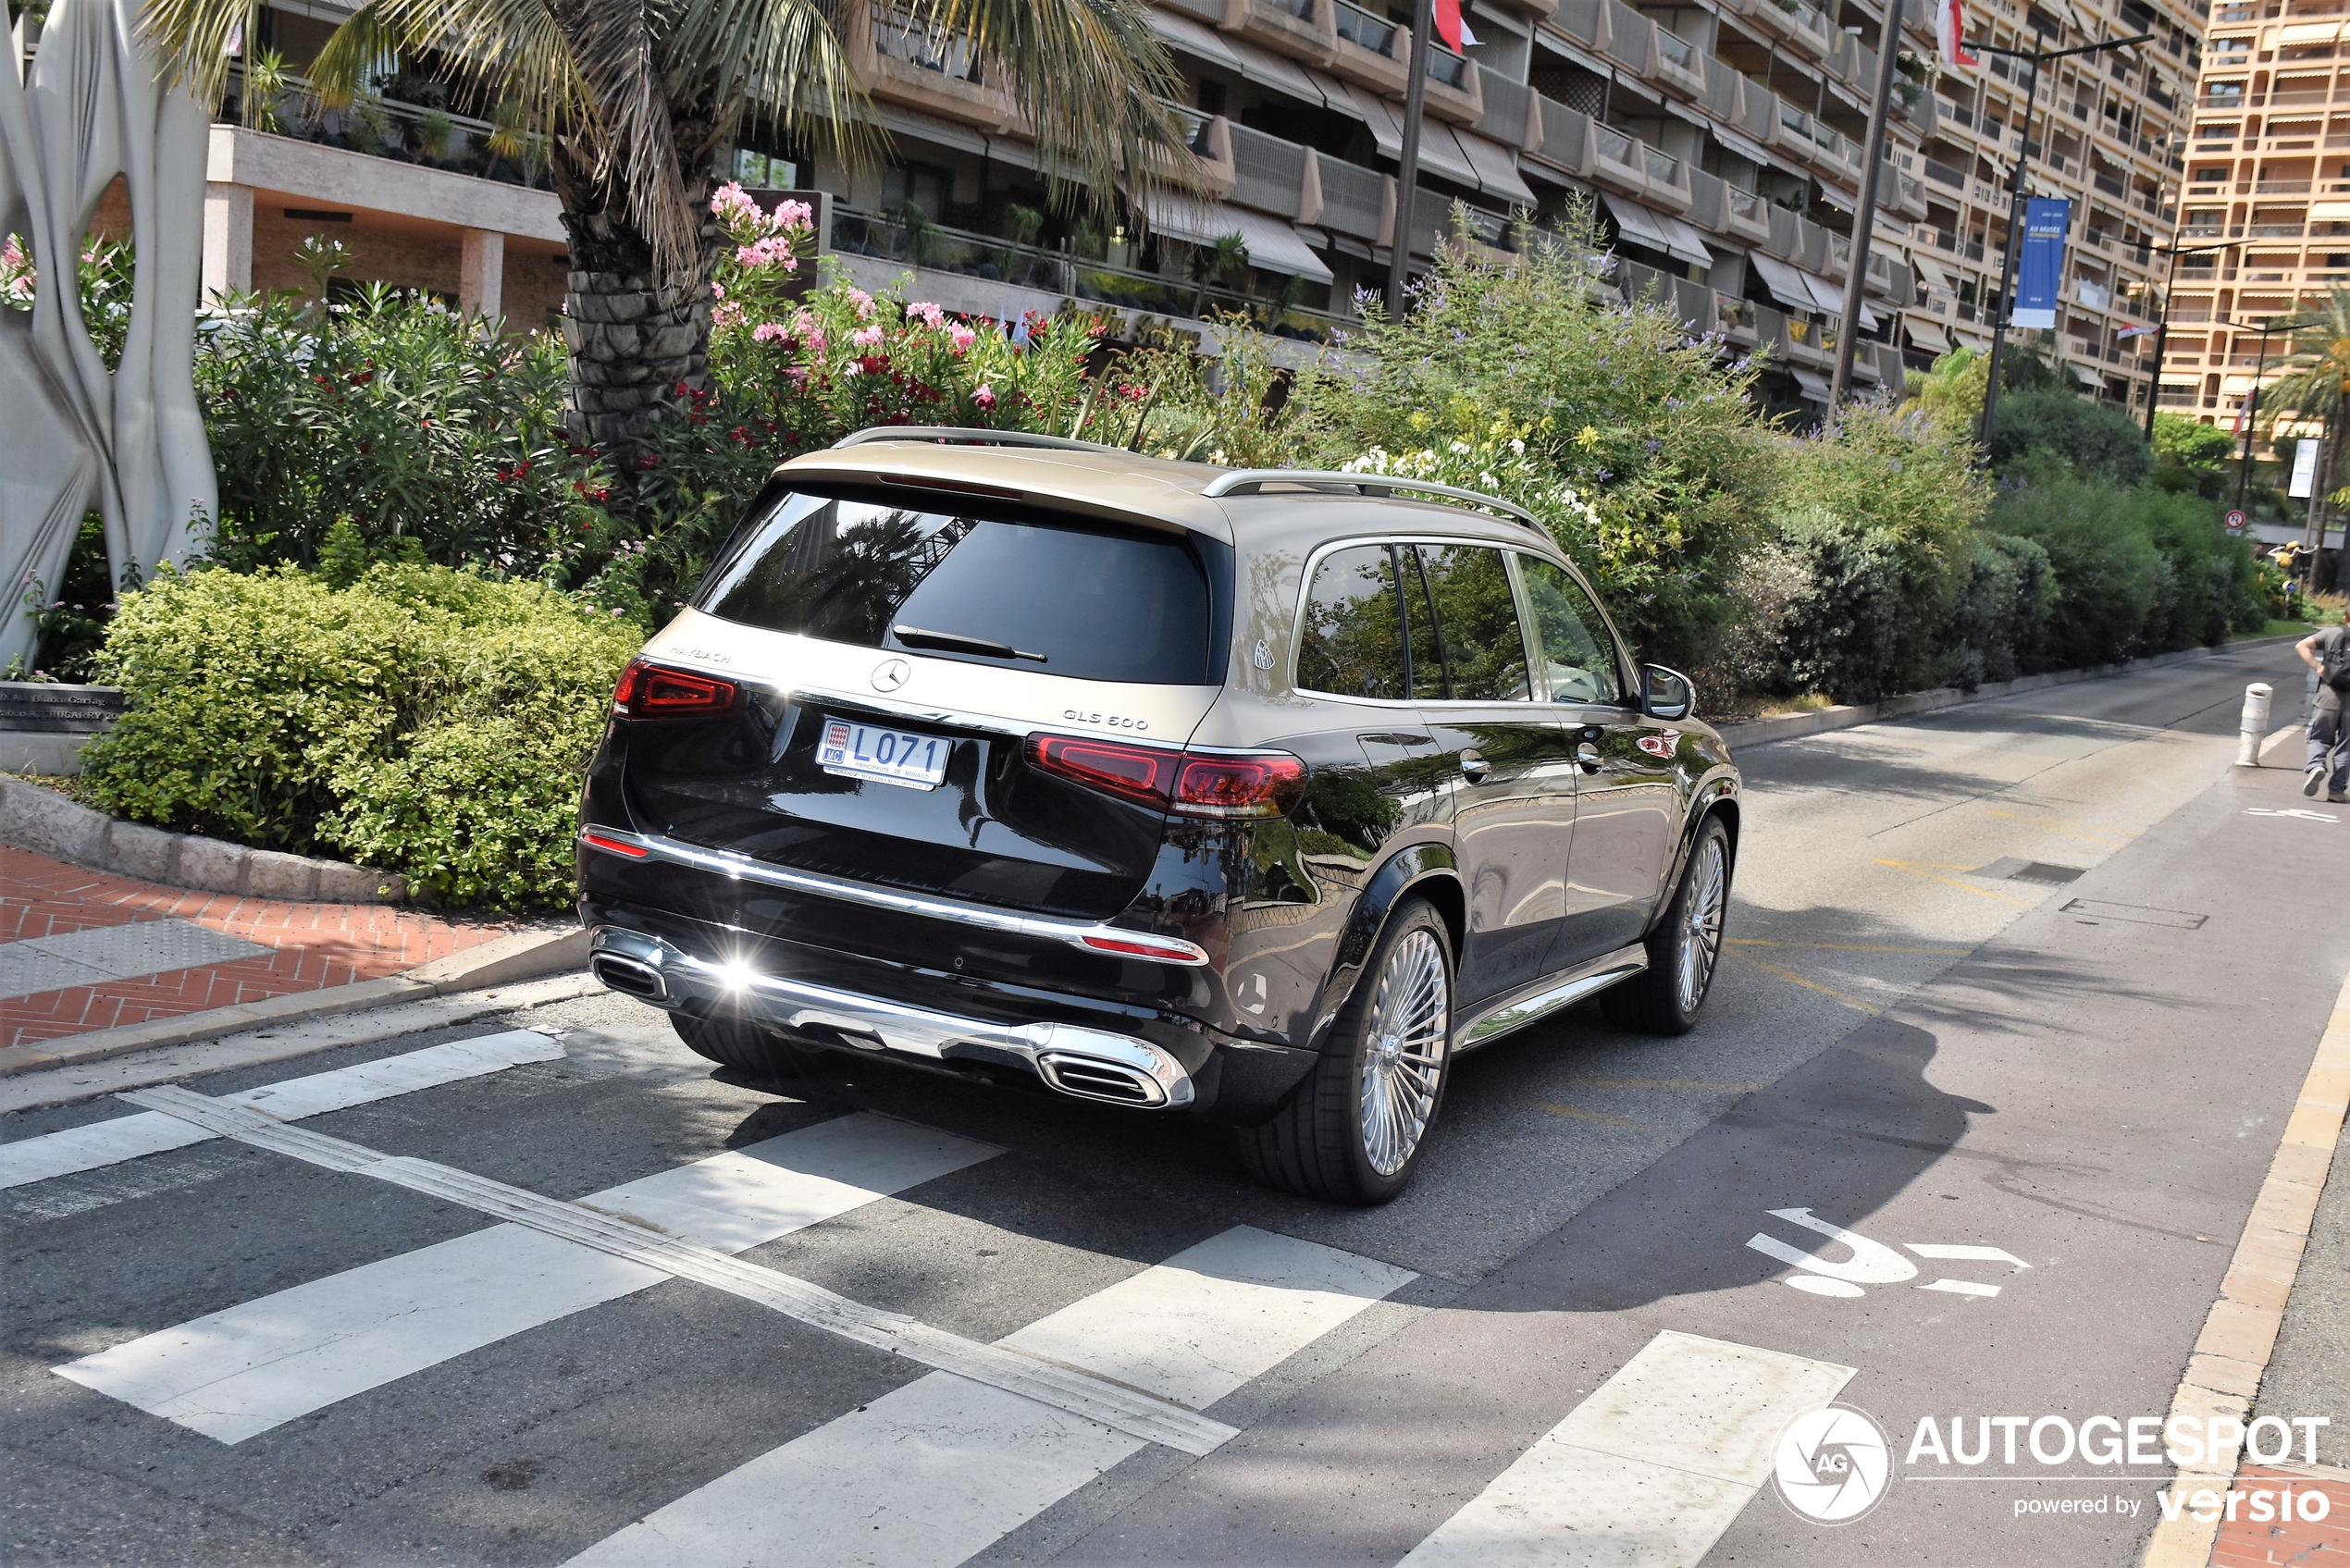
[1199,469,1546,533]
[830,426,1130,455]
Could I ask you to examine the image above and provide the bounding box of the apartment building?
[65,0,2195,414]
[2164,0,2350,435]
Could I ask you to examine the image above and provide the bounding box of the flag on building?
[1940,0,1979,68]
[1435,0,1477,50]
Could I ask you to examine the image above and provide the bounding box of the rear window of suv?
[696,489,1220,685]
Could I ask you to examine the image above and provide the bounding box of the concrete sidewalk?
[0,846,531,1055]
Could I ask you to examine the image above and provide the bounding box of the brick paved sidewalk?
[2209,1463,2350,1563]
[0,846,525,1051]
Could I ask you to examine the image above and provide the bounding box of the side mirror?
[1642,664,1694,722]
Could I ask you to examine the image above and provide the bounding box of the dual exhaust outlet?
[588,949,1184,1109]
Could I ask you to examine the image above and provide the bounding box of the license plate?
[818,719,951,790]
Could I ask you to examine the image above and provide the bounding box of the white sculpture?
[1,0,215,674]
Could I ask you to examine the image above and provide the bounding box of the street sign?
[2226,509,2247,532]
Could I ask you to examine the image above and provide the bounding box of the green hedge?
[80,564,640,908]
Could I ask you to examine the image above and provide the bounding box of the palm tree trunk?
[551,152,718,466]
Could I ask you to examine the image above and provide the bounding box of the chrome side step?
[1453,945,1650,1052]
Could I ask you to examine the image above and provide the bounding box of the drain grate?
[1972,857,2087,885]
[2059,898,2208,931]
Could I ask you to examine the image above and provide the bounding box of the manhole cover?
[1973,858,2086,885]
[2059,898,2208,930]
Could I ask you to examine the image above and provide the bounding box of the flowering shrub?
[1342,421,1608,556]
[2,232,136,370]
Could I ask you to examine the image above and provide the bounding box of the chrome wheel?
[1676,835,1727,1015]
[1358,929,1450,1177]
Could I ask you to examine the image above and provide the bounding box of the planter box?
[0,682,124,776]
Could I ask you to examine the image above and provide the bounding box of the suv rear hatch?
[620,482,1231,921]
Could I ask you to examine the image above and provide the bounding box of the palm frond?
[315,0,595,140]
[139,0,262,108]
[544,0,698,283]
[662,0,884,179]
[915,0,1205,218]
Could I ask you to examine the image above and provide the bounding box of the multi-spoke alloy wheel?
[1357,928,1452,1178]
[1237,897,1455,1204]
[1675,835,1727,1016]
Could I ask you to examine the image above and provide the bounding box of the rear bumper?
[580,915,1317,1121]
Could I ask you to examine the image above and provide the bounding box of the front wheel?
[1602,815,1731,1035]
[1238,898,1454,1204]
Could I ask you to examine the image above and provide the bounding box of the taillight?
[612,658,736,718]
[579,832,649,858]
[1028,735,1303,818]
[1027,735,1180,809]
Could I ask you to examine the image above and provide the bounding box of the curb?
[0,926,592,1079]
[1715,636,2307,750]
[2139,957,2350,1566]
[0,776,408,903]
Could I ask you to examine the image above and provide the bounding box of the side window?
[1296,545,1406,699]
[1518,557,1626,705]
[1402,548,1449,701]
[1413,545,1534,702]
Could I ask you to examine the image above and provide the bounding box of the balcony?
[1591,123,1651,197]
[1331,0,1407,94]
[216,70,551,194]
[1423,43,1483,122]
[1230,0,1342,68]
[855,3,1020,131]
[1230,123,1314,219]
[1478,73,1539,150]
[1528,94,1595,179]
[1750,0,1835,59]
[1600,0,1651,74]
[1651,25,1709,99]
[1642,144,1693,212]
[1316,151,1390,241]
[1723,187,1774,244]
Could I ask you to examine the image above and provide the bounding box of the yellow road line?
[1727,938,1973,957]
[1542,1103,1675,1134]
[1873,858,2040,908]
[1734,953,1878,1014]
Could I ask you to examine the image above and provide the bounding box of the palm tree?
[142,0,1202,462]
[2257,288,2350,556]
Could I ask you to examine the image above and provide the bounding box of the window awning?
[1952,328,1991,352]
[1815,179,1858,213]
[2281,19,2344,43]
[1459,131,1537,204]
[1791,369,1834,403]
[1146,8,1243,72]
[1306,68,1365,119]
[872,104,992,157]
[1143,197,1333,283]
[2313,199,2350,220]
[1747,252,1820,310]
[1224,34,1324,103]
[1602,195,1713,267]
[1911,250,1955,291]
[1905,315,1954,353]
[1711,127,1775,168]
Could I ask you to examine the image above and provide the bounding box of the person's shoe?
[2331,793,2350,805]
[2308,764,2330,796]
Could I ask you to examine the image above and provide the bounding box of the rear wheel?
[1239,898,1453,1205]
[669,1008,825,1080]
[1602,815,1730,1035]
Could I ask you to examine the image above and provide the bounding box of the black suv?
[578,431,1740,1203]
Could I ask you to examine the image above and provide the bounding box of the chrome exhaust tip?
[1035,1050,1170,1107]
[590,953,668,1002]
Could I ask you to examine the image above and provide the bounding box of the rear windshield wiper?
[892,624,1048,663]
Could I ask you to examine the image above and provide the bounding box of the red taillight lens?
[1175,754,1306,817]
[579,832,649,858]
[612,659,736,718]
[1027,735,1179,808]
[1029,735,1304,818]
[1080,932,1211,965]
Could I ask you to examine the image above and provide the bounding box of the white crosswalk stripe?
[566,1225,1416,1568]
[1396,1330,1854,1567]
[0,1031,564,1190]
[54,1110,999,1443]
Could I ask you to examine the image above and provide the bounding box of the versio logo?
[1773,1404,1892,1525]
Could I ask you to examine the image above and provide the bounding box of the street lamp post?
[1973,32,2154,452]
[1383,0,1437,315]
[2142,239,2246,443]
[1827,0,1906,419]
[2233,315,2307,515]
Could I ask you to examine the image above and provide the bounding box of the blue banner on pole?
[2013,197,2070,330]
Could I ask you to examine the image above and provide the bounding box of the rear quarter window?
[695,489,1222,685]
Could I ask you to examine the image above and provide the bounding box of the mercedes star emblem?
[872,658,912,693]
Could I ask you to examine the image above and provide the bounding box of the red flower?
[637,453,662,469]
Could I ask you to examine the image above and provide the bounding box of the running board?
[1454,945,1650,1052]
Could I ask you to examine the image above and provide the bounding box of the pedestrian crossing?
[15,1029,1858,1567]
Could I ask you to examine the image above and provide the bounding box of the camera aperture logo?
[1774,1404,1892,1525]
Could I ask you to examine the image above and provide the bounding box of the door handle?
[1576,742,1602,773]
[1458,749,1491,784]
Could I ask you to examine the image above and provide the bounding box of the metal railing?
[216,67,549,191]
[873,4,983,81]
[1335,0,1397,54]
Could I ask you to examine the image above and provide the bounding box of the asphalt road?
[3,638,2339,1568]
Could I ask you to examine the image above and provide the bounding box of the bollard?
[2237,682,2274,768]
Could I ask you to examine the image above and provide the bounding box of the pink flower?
[734,236,798,271]
[711,280,725,300]
[851,324,885,348]
[752,321,790,342]
[842,362,862,378]
[973,384,996,409]
[710,181,761,223]
[909,302,946,328]
[711,302,745,327]
[847,288,877,319]
[948,325,977,354]
[775,199,814,233]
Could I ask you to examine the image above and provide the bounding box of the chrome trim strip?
[590,928,1194,1108]
[580,829,1212,966]
[1454,945,1651,1051]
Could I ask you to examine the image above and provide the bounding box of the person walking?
[2300,618,2350,802]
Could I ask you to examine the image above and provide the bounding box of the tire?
[1602,814,1731,1036]
[669,1006,826,1080]
[1238,897,1454,1205]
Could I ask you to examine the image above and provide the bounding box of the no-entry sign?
[2226,509,2247,533]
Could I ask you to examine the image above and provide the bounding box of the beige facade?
[2166,0,2350,433]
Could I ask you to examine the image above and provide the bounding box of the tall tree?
[2256,286,2350,561]
[142,0,1201,462]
